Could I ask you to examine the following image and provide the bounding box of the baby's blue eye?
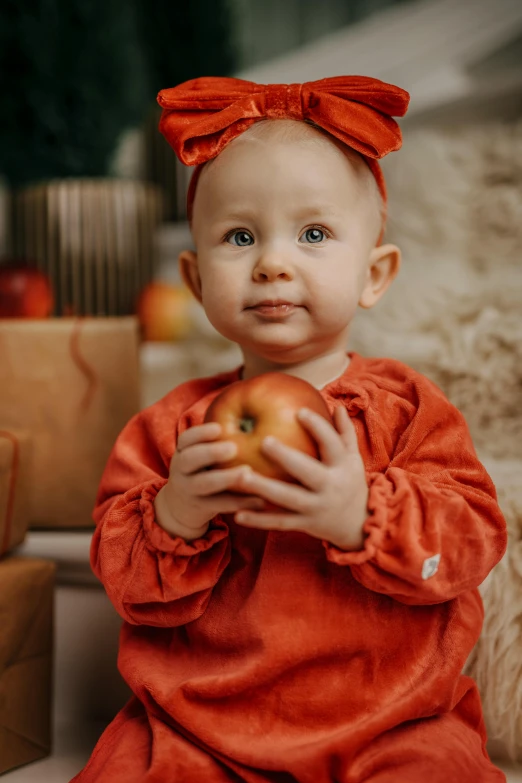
[227,230,254,247]
[302,228,325,243]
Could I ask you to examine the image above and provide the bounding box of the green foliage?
[135,0,237,94]
[0,1,155,185]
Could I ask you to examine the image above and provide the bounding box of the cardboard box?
[0,556,55,774]
[0,317,140,528]
[0,430,31,555]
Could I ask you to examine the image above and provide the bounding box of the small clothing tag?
[422,554,441,580]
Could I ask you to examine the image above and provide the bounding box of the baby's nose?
[252,251,294,281]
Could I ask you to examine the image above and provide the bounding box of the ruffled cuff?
[140,480,229,555]
[322,471,389,566]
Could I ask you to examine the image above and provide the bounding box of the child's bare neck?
[240,350,350,390]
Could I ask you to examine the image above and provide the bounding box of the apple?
[0,262,54,318]
[204,372,333,483]
[136,282,193,341]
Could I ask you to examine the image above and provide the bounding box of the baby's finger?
[206,493,265,516]
[297,408,345,465]
[191,464,256,498]
[177,440,238,475]
[176,422,222,453]
[334,405,359,451]
[234,509,298,532]
[260,437,325,491]
[234,468,310,513]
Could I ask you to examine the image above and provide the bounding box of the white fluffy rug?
[348,118,522,759]
[467,457,522,761]
[350,119,522,460]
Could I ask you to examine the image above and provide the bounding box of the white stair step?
[4,718,107,782]
[4,531,130,779]
[14,532,131,724]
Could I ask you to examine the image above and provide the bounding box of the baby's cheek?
[315,295,358,329]
[202,274,234,311]
[201,290,241,339]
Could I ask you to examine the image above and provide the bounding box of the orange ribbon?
[70,317,99,413]
[157,75,410,171]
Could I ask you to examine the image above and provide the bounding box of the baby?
[72,77,507,782]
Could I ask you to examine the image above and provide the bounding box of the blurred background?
[1,0,521,780]
[1,0,521,320]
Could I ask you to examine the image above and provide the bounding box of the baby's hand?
[232,405,369,550]
[154,422,264,540]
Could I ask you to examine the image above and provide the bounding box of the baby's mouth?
[247,300,297,317]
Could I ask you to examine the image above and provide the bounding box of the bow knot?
[264,83,303,120]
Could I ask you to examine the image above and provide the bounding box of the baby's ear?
[179,250,203,304]
[358,243,401,309]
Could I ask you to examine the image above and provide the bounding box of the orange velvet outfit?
[71,353,507,783]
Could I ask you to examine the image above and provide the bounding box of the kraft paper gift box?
[0,556,55,775]
[0,429,31,555]
[0,317,140,528]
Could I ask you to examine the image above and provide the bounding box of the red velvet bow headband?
[157,75,410,232]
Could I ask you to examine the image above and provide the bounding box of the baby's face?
[183,122,385,366]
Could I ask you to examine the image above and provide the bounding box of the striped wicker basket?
[11,179,164,316]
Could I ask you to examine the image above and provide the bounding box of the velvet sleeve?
[90,383,231,627]
[323,373,507,605]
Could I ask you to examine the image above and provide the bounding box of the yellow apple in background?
[136,282,193,341]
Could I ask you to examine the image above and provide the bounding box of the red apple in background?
[204,372,333,483]
[136,282,193,341]
[0,262,54,318]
